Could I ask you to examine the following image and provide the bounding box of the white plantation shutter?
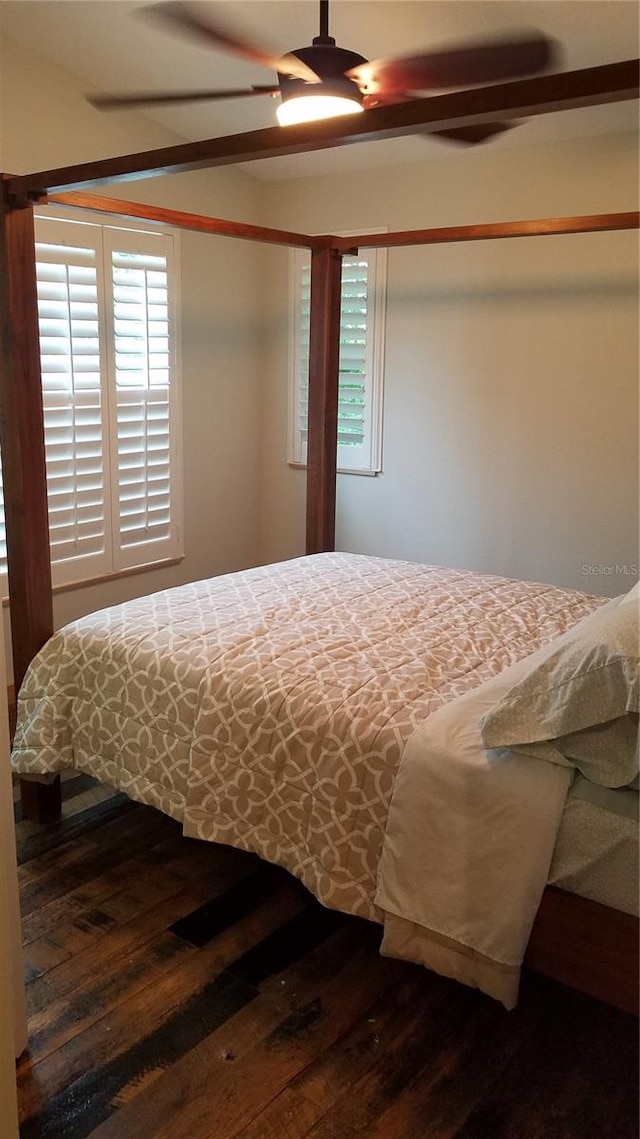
[0,211,181,587]
[104,232,180,568]
[35,220,112,584]
[290,240,386,474]
[336,260,368,448]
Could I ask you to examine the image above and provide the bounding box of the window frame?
[0,206,183,593]
[287,231,387,476]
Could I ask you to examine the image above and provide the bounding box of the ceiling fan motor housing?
[278,38,368,105]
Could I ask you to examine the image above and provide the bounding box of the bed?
[2,53,638,1022]
[11,552,639,1010]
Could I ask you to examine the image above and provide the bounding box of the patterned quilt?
[12,553,602,923]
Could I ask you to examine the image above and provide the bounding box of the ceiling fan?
[88,0,559,144]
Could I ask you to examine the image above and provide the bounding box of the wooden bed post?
[306,246,343,554]
[0,181,60,822]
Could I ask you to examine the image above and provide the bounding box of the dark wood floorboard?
[15,783,639,1139]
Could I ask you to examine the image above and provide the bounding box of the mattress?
[550,776,639,916]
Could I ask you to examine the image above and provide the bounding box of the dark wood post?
[0,180,60,821]
[305,246,343,554]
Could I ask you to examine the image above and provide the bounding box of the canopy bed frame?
[1,58,638,1013]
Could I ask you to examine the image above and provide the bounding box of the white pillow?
[480,595,639,788]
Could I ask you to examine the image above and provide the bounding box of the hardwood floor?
[14,776,639,1139]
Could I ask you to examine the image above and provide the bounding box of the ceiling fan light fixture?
[275,38,368,127]
[276,89,364,126]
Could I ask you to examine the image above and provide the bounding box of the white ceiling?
[2,0,638,180]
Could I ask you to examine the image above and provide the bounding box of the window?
[288,240,387,475]
[0,211,182,588]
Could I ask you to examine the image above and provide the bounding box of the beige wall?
[259,131,639,596]
[1,36,268,644]
[1,31,639,632]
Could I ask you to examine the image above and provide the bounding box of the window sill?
[1,556,184,607]
[288,462,380,478]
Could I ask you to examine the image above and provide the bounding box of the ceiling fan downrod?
[314,0,334,47]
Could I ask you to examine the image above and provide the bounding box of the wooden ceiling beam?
[7,59,638,200]
[44,192,325,249]
[332,211,640,252]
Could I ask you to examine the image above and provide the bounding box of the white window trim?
[288,229,387,476]
[2,205,184,592]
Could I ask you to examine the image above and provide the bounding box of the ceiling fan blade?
[362,91,413,109]
[431,122,516,144]
[88,85,279,110]
[361,91,516,144]
[348,31,557,95]
[143,2,320,83]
